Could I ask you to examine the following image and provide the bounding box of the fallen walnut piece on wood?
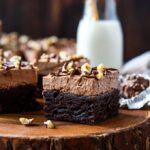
[19,118,34,126]
[44,120,55,129]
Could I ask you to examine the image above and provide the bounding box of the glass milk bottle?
[77,0,123,68]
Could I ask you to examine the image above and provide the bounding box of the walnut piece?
[19,117,34,125]
[81,63,91,75]
[44,120,55,129]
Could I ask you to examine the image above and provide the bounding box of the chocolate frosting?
[0,60,37,88]
[43,68,119,96]
[0,68,37,89]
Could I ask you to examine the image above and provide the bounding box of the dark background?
[0,0,150,62]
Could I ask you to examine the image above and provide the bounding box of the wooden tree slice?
[0,109,150,150]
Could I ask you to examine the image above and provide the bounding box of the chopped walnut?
[96,72,104,79]
[59,51,70,60]
[67,61,74,73]
[96,64,105,79]
[19,117,34,125]
[81,63,91,75]
[44,120,55,129]
[97,64,105,73]
[10,56,21,69]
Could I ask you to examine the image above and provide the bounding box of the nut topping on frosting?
[96,72,104,79]
[40,53,49,62]
[44,120,55,129]
[59,51,70,60]
[0,55,35,70]
[13,61,20,69]
[19,117,34,126]
[66,61,74,73]
[53,62,119,80]
[10,56,21,69]
[97,64,105,73]
[62,63,67,72]
[10,55,21,62]
[96,64,105,79]
[61,61,76,73]
[81,63,91,75]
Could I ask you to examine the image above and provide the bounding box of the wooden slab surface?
[0,104,150,149]
[0,109,148,138]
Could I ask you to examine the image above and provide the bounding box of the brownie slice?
[43,63,120,124]
[0,56,40,113]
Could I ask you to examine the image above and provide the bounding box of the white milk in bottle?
[77,0,123,68]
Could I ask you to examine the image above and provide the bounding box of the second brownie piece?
[43,63,120,124]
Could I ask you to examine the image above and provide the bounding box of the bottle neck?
[83,0,118,20]
[83,0,99,20]
[104,0,118,20]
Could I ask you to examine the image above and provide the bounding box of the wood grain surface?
[0,108,150,149]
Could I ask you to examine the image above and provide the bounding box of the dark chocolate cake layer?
[0,85,40,113]
[37,74,44,98]
[43,89,119,124]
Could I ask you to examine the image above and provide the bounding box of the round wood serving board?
[0,108,150,150]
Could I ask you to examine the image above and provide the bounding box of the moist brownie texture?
[43,63,120,124]
[0,85,38,113]
[43,89,119,124]
[0,56,39,113]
